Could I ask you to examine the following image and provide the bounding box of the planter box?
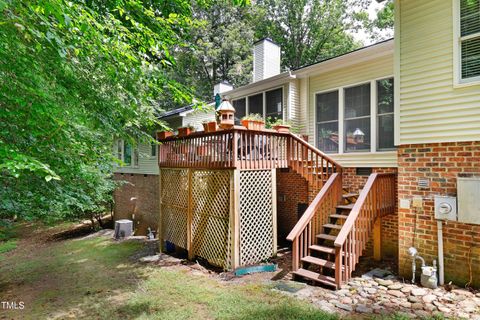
[273,124,291,134]
[241,119,265,131]
[157,131,173,140]
[178,127,193,137]
[207,121,217,132]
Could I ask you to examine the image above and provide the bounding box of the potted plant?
[178,124,195,137]
[157,130,173,140]
[241,113,264,131]
[271,119,291,133]
[202,120,209,132]
[207,120,217,132]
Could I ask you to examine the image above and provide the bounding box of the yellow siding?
[399,0,480,144]
[305,55,396,167]
[183,107,215,132]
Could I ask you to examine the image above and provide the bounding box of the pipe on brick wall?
[437,220,445,285]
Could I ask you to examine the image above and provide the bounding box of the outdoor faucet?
[408,247,425,284]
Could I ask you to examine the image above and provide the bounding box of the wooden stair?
[292,196,356,288]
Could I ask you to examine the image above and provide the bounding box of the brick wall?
[113,173,159,236]
[343,167,399,259]
[276,169,309,243]
[398,142,480,287]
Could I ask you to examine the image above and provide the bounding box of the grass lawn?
[0,224,340,320]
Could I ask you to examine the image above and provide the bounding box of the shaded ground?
[0,223,337,320]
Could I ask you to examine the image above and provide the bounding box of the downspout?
[437,220,445,285]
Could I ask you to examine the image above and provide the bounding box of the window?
[248,93,263,116]
[377,78,394,150]
[233,98,246,124]
[116,140,138,167]
[344,83,371,152]
[459,0,480,81]
[316,91,339,153]
[151,134,157,157]
[232,87,284,121]
[266,88,283,120]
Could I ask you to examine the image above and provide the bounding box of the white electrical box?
[457,177,480,225]
[434,195,457,221]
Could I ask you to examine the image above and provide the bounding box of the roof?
[159,102,215,119]
[293,38,394,72]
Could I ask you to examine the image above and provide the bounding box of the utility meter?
[434,195,457,221]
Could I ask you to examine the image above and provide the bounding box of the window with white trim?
[315,78,395,154]
[344,83,371,152]
[459,0,480,81]
[316,90,339,153]
[377,78,394,150]
[232,87,283,120]
[116,140,139,167]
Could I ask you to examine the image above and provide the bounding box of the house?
[113,0,480,288]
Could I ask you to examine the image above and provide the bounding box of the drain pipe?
[437,220,445,285]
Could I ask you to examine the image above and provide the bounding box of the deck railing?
[334,173,396,287]
[286,173,343,271]
[158,127,338,175]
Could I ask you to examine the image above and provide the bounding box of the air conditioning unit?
[114,219,133,239]
[457,176,480,225]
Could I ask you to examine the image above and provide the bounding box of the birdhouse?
[217,99,235,129]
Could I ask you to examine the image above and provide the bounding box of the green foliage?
[0,0,197,221]
[172,0,260,102]
[242,113,264,121]
[255,0,370,69]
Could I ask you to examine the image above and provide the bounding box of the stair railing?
[286,173,343,272]
[286,134,342,191]
[334,173,396,288]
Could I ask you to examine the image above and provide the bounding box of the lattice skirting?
[191,170,232,270]
[160,168,276,270]
[239,170,275,266]
[160,169,189,249]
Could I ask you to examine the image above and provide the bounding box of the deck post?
[231,169,241,269]
[373,216,382,261]
[187,168,194,260]
[158,169,164,252]
[271,168,277,256]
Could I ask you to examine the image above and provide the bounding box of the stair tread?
[342,193,359,198]
[301,256,336,269]
[336,203,355,210]
[330,214,348,219]
[323,223,342,230]
[293,268,336,287]
[316,234,337,241]
[309,244,335,254]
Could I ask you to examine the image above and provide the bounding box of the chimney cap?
[253,37,279,46]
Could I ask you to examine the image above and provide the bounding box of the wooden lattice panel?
[160,169,188,249]
[191,170,232,269]
[239,170,274,266]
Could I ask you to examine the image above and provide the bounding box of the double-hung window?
[458,0,480,82]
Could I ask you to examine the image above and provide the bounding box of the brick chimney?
[253,38,281,82]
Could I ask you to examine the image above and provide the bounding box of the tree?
[172,1,261,102]
[368,0,394,41]
[255,0,370,69]
[0,0,204,222]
